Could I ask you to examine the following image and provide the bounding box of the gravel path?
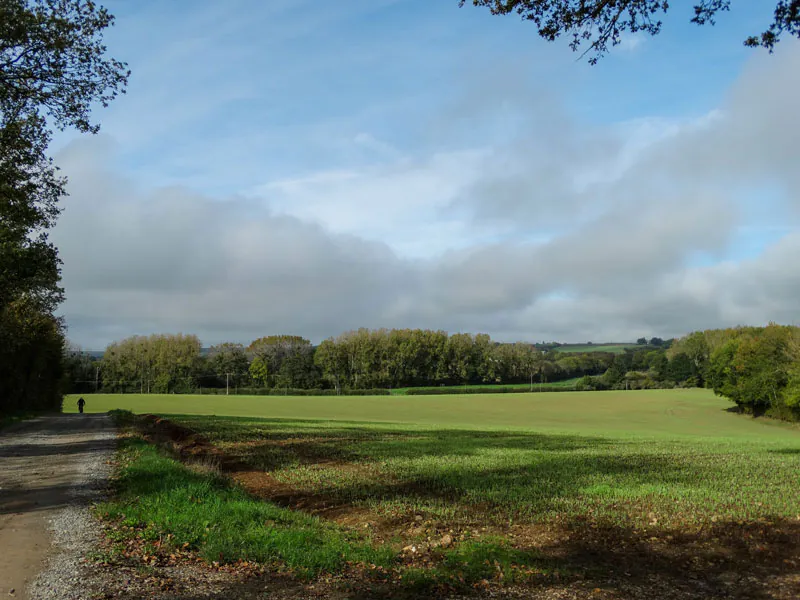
[0,414,115,600]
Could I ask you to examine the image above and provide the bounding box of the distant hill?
[549,343,638,354]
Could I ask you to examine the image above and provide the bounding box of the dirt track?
[0,414,115,599]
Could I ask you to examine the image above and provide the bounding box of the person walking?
[77,397,86,414]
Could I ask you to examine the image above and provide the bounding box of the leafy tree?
[460,1,800,64]
[314,338,347,392]
[667,352,694,384]
[630,348,649,371]
[248,356,270,388]
[605,352,633,385]
[782,335,800,414]
[0,117,63,311]
[649,337,664,347]
[101,334,201,393]
[706,324,798,416]
[207,343,249,387]
[276,345,319,389]
[1,0,129,306]
[62,345,98,393]
[678,332,710,385]
[1,0,128,413]
[247,335,313,388]
[444,332,477,384]
[637,337,647,345]
[647,351,669,380]
[0,297,64,411]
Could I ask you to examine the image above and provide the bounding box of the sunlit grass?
[97,437,395,577]
[65,388,799,440]
[175,416,800,529]
[97,392,800,593]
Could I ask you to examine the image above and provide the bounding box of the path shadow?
[0,414,115,438]
[0,438,115,458]
[0,480,104,515]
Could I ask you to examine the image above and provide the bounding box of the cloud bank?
[52,45,800,348]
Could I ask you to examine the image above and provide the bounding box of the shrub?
[405,386,575,396]
[575,376,609,391]
[196,387,389,396]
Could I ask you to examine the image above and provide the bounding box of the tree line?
[61,325,800,421]
[66,329,680,394]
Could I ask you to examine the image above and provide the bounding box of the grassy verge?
[97,433,395,577]
[97,424,560,591]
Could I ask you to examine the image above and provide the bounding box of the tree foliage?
[0,0,127,414]
[669,324,800,419]
[0,297,65,411]
[61,344,98,393]
[101,334,202,394]
[90,329,631,393]
[460,0,800,63]
[0,0,129,132]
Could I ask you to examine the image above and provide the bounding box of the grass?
[66,388,800,440]
[90,390,800,594]
[170,414,800,530]
[101,423,555,590]
[97,435,396,577]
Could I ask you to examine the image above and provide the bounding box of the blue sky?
[50,1,800,348]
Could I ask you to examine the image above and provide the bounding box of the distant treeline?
[61,325,800,421]
[66,329,674,394]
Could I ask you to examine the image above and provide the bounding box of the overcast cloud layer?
[51,2,800,349]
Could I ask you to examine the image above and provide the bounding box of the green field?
[66,389,799,440]
[84,390,800,596]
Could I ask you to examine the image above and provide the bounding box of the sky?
[50,0,800,349]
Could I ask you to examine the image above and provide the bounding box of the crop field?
[79,390,800,598]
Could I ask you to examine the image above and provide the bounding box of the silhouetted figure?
[77,397,86,414]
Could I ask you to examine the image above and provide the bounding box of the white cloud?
[50,32,800,348]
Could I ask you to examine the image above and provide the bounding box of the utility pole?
[226,372,230,396]
[95,366,100,393]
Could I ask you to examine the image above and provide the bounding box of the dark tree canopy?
[1,0,128,414]
[0,0,128,308]
[0,0,129,132]
[460,0,800,63]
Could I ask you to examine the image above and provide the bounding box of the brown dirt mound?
[139,414,239,470]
